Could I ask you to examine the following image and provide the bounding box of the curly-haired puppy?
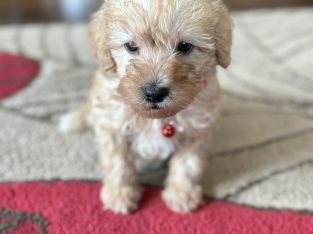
[59,0,232,214]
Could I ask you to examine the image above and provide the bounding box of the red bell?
[202,79,208,88]
[162,124,176,138]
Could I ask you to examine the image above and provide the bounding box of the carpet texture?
[0,8,313,233]
[1,182,313,234]
[0,54,39,99]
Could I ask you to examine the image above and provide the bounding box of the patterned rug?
[1,8,313,233]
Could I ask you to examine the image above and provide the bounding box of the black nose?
[142,84,169,103]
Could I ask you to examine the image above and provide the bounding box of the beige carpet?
[1,8,313,211]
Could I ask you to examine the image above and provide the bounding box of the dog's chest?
[129,120,177,161]
[129,105,216,161]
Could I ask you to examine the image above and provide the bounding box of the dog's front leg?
[97,127,141,215]
[162,143,207,213]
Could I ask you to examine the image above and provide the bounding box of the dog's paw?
[58,111,87,134]
[162,184,203,213]
[100,184,142,215]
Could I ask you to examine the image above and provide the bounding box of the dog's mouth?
[151,104,161,110]
[143,102,167,113]
[134,100,182,119]
[122,95,194,119]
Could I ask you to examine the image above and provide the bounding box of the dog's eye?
[125,42,139,54]
[177,42,193,54]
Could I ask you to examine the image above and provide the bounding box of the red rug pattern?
[0,53,40,99]
[1,182,313,234]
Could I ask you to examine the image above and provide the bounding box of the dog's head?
[89,0,232,119]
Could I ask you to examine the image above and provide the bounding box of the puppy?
[59,0,232,214]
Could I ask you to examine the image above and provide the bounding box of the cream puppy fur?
[59,0,232,214]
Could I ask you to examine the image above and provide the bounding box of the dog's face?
[89,0,232,119]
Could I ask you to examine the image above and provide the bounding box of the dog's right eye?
[125,42,139,54]
[177,42,193,54]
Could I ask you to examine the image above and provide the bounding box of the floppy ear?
[214,4,233,68]
[87,4,117,74]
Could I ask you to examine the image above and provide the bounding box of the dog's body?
[59,0,232,214]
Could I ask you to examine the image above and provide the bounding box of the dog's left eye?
[177,42,193,54]
[125,42,139,54]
